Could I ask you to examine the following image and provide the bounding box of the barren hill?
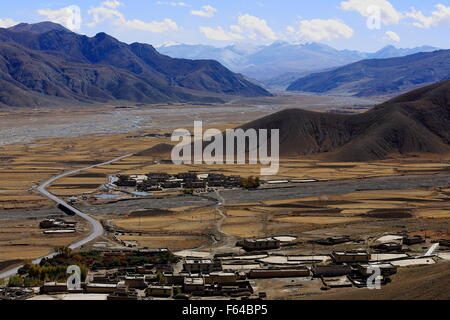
[287,49,450,97]
[242,80,450,161]
[0,22,271,108]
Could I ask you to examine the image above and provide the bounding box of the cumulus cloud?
[199,26,244,41]
[340,0,401,25]
[237,14,277,40]
[102,0,122,8]
[157,1,188,7]
[383,30,400,42]
[0,18,18,28]
[191,5,218,18]
[298,19,354,41]
[38,5,82,30]
[199,14,276,41]
[406,4,450,28]
[88,1,180,33]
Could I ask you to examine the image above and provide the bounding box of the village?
[1,229,449,300]
[112,171,318,194]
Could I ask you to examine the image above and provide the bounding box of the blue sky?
[0,0,449,51]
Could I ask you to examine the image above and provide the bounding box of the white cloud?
[157,1,188,7]
[37,5,82,30]
[383,30,400,42]
[298,19,354,41]
[0,18,18,28]
[340,0,402,25]
[87,3,123,27]
[237,14,277,40]
[199,14,276,41]
[102,0,122,9]
[88,1,180,33]
[122,18,180,33]
[406,4,450,28]
[199,26,244,41]
[191,5,218,18]
[230,25,243,33]
[286,25,296,35]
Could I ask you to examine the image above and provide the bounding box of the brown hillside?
[135,143,174,157]
[309,262,450,300]
[241,80,450,161]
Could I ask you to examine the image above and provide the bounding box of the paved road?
[0,154,132,280]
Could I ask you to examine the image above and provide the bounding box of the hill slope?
[287,50,450,97]
[0,22,270,108]
[242,80,450,161]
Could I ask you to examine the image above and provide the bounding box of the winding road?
[0,154,132,280]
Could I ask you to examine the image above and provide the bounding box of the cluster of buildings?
[2,231,447,301]
[115,172,242,192]
[37,253,258,300]
[39,218,77,235]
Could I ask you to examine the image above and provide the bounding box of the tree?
[55,246,72,258]
[8,275,24,287]
[240,176,260,189]
[173,286,181,296]
[155,271,167,286]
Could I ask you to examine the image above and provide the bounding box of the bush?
[8,275,24,287]
[240,176,260,189]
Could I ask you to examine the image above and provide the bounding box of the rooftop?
[244,237,279,243]
[185,259,213,264]
[184,277,205,285]
[333,251,369,256]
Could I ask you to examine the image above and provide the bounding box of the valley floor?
[0,98,448,300]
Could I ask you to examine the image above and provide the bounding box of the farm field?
[0,217,89,270]
[1,104,449,210]
[0,105,449,275]
[109,187,450,251]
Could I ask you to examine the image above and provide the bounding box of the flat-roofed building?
[40,282,68,294]
[183,259,221,273]
[146,285,173,298]
[372,242,402,252]
[124,276,147,289]
[331,251,371,264]
[313,236,351,246]
[248,268,310,279]
[312,265,353,277]
[205,272,238,284]
[357,263,397,277]
[242,238,280,251]
[403,236,425,245]
[85,283,117,294]
[163,273,185,285]
[184,277,205,293]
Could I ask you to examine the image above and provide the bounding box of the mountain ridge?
[287,49,450,97]
[241,80,450,161]
[0,22,271,108]
[157,41,440,84]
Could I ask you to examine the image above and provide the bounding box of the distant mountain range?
[287,49,450,97]
[0,22,270,108]
[157,41,439,85]
[242,80,450,161]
